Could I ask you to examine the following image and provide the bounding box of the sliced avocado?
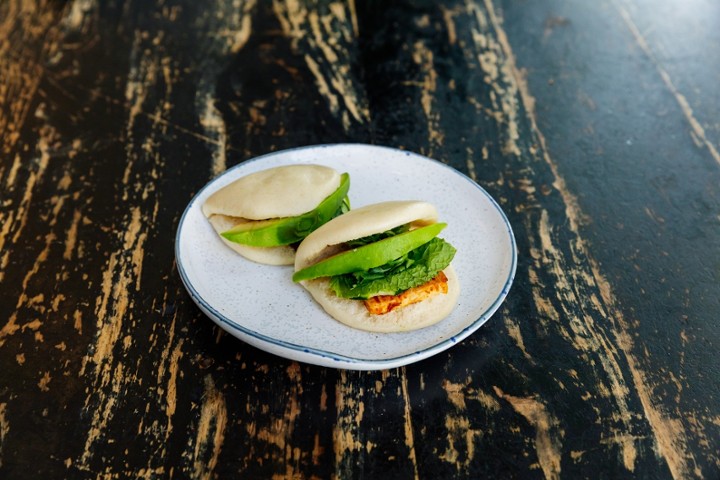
[221,173,350,247]
[292,222,446,282]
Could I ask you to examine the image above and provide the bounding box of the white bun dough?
[202,164,341,265]
[295,201,438,270]
[203,164,341,219]
[294,201,459,332]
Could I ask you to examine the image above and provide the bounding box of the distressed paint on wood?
[0,0,718,478]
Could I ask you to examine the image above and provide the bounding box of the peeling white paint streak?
[190,376,227,480]
[194,0,256,176]
[495,386,564,480]
[614,0,720,167]
[0,403,8,468]
[273,0,369,131]
[481,0,697,476]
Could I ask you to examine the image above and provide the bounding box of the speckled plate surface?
[175,144,516,370]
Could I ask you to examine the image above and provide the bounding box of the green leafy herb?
[292,223,446,282]
[345,224,409,248]
[329,237,456,299]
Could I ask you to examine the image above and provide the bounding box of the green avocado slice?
[221,173,350,247]
[292,222,446,282]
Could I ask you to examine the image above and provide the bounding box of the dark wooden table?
[2,1,719,478]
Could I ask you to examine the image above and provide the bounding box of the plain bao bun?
[294,201,460,333]
[203,164,341,220]
[295,201,439,270]
[202,164,341,265]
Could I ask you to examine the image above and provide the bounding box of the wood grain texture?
[0,0,718,478]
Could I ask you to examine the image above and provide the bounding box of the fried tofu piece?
[364,271,449,315]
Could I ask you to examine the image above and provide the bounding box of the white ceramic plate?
[176,144,516,370]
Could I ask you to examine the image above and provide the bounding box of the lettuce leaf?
[329,237,456,299]
[345,224,409,248]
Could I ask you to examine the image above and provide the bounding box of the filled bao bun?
[202,164,342,265]
[295,201,460,333]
